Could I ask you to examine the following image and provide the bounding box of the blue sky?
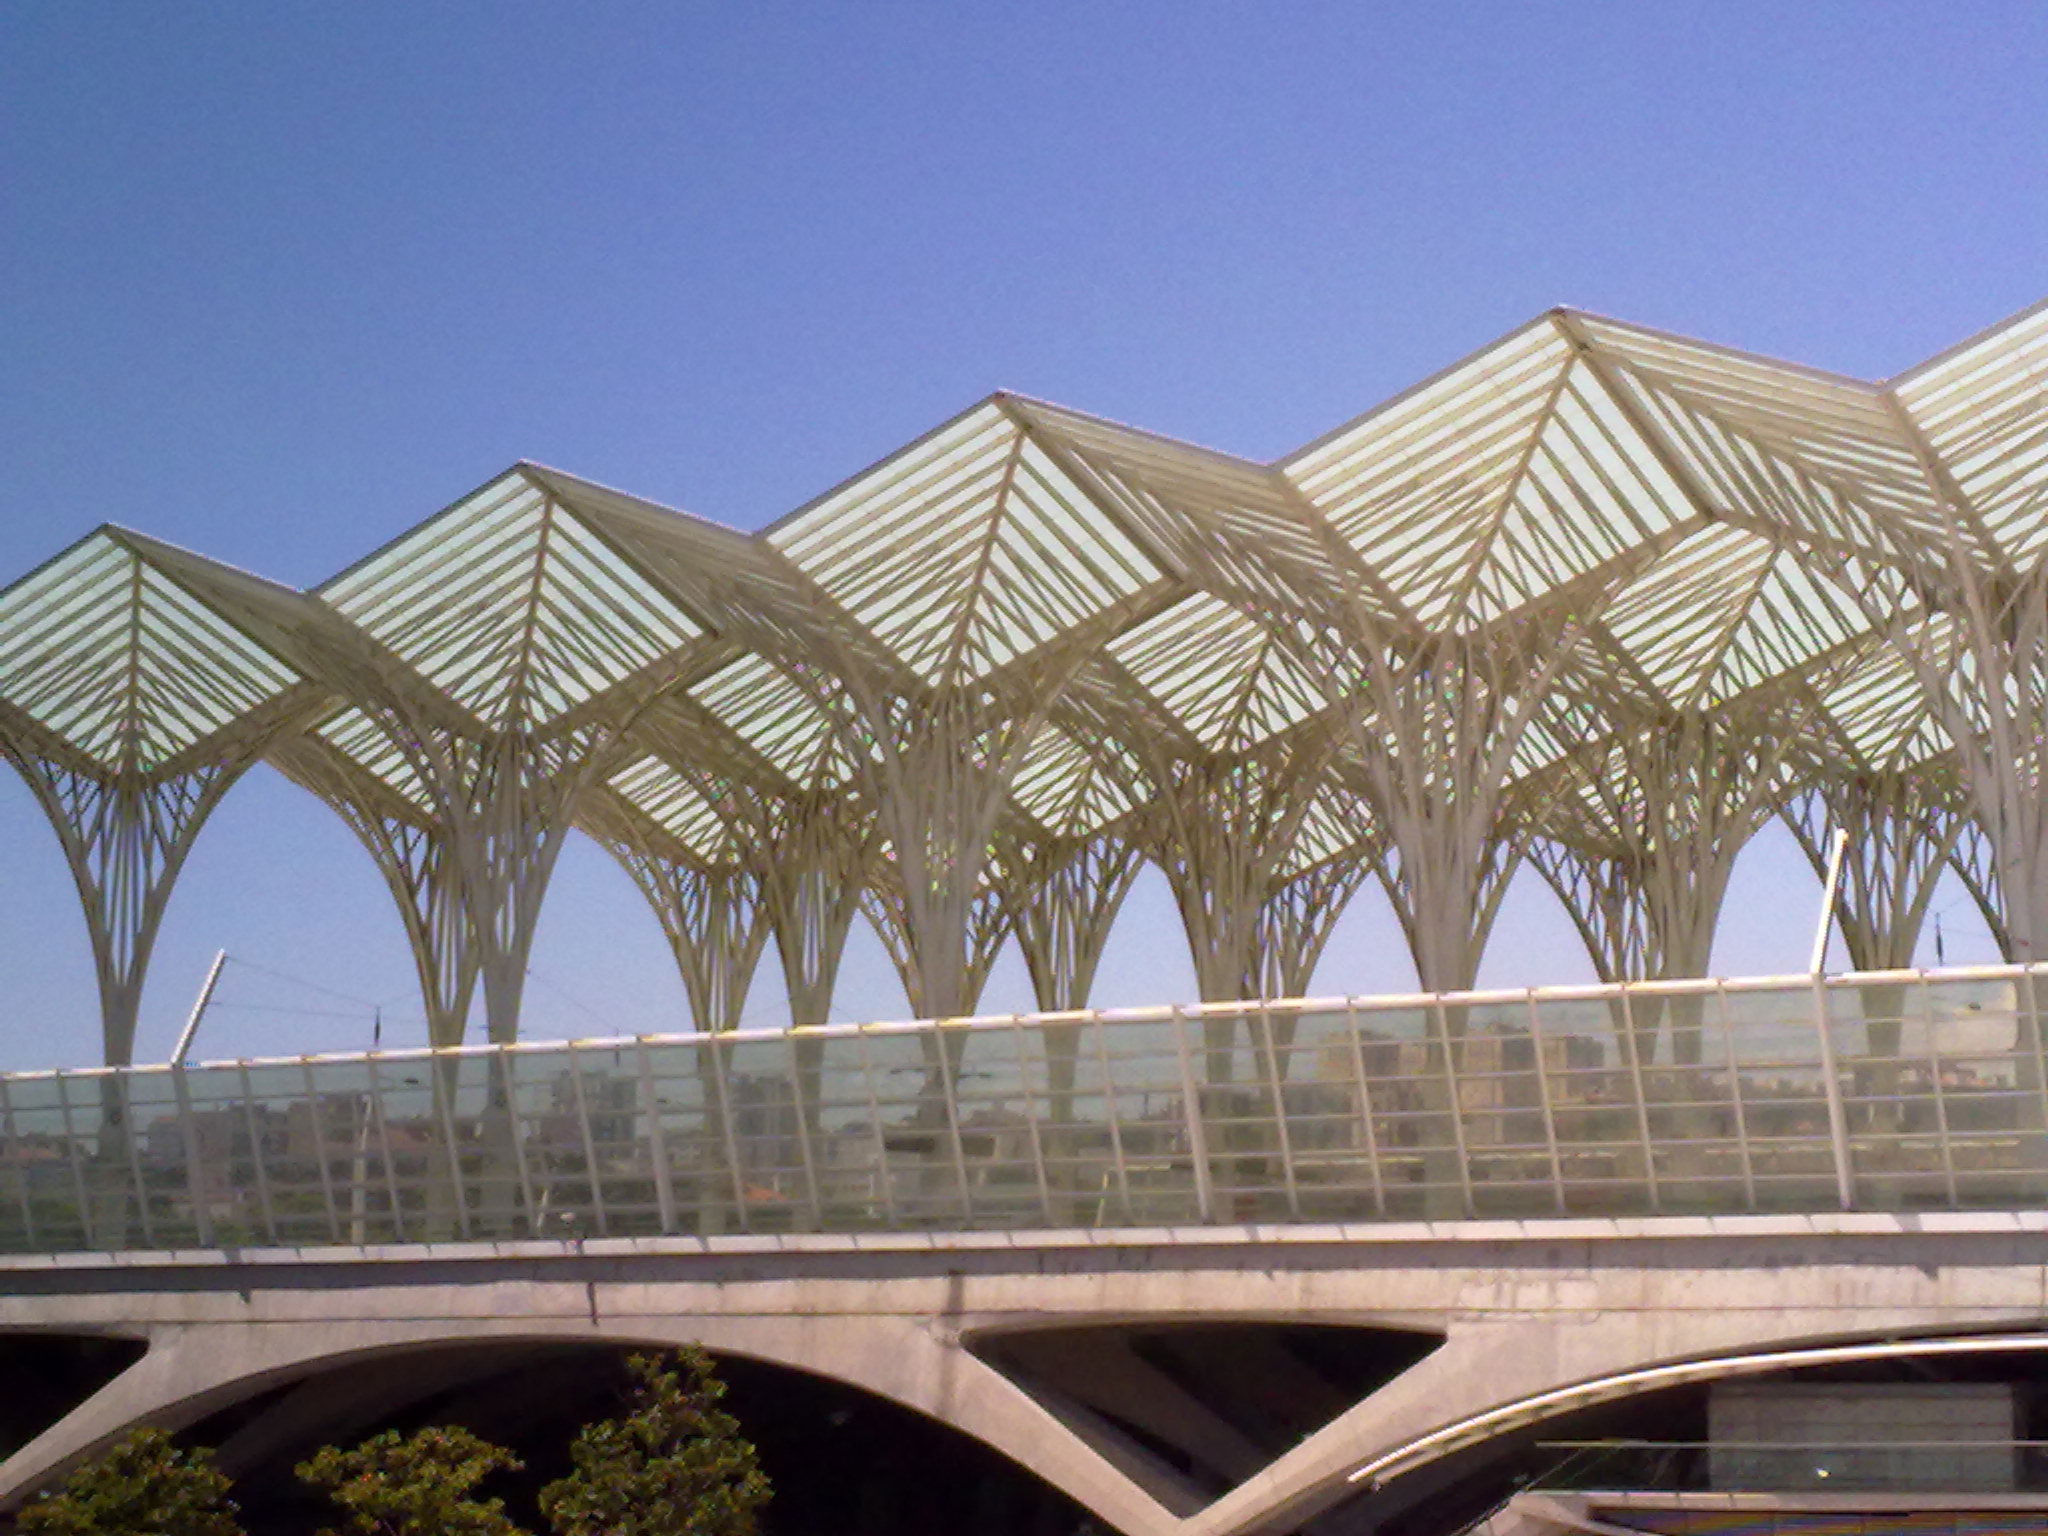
[3,3,2044,1068]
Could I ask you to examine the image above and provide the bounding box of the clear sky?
[3,3,2044,1069]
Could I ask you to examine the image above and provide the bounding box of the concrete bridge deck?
[4,1211,2048,1535]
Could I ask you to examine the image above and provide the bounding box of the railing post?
[52,1075,93,1248]
[1526,992,1566,1214]
[1810,825,1856,1211]
[1810,976,1856,1211]
[565,1049,609,1237]
[1256,1005,1301,1220]
[1009,1019,1057,1227]
[170,1067,215,1248]
[1169,1006,1216,1223]
[932,1024,976,1227]
[429,1055,471,1242]
[1344,1004,1387,1216]
[1617,985,1661,1214]
[1432,998,1476,1219]
[782,1036,822,1228]
[236,1060,279,1246]
[0,1077,37,1249]
[297,1059,342,1244]
[1714,986,1756,1209]
[706,1033,752,1231]
[636,1038,676,1234]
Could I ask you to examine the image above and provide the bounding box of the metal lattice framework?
[5,300,2048,1065]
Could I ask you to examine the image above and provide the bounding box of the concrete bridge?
[6,966,2048,1533]
[5,1214,2048,1534]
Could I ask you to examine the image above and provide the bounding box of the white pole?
[1807,829,1855,1208]
[1810,828,1851,977]
[171,950,228,1066]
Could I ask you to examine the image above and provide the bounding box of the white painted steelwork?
[4,299,2047,1068]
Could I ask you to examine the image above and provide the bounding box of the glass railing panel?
[1715,983,1837,1211]
[1913,974,2048,1209]
[795,1031,890,1232]
[946,1022,1049,1229]
[860,1027,970,1227]
[514,1044,608,1241]
[1014,1017,1115,1226]
[0,1075,96,1253]
[293,1057,393,1245]
[162,1063,257,1245]
[636,1037,727,1236]
[1352,1002,1465,1219]
[1186,1003,1284,1222]
[1449,999,1559,1218]
[720,1035,809,1231]
[1623,984,1749,1212]
[1826,973,1945,1211]
[1095,1011,1202,1226]
[429,1051,529,1241]
[1267,1005,1382,1221]
[363,1057,449,1244]
[1528,992,1644,1216]
[564,1042,665,1238]
[232,1060,333,1246]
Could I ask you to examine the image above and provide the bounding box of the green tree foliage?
[17,1427,242,1536]
[540,1348,771,1536]
[296,1425,526,1536]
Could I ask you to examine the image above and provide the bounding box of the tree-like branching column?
[584,806,771,1037]
[1873,593,2048,964]
[1532,704,1812,1075]
[270,731,479,1048]
[0,533,322,1069]
[1873,313,2048,962]
[833,688,1054,1021]
[623,682,878,1030]
[164,470,723,1046]
[1783,765,1972,1139]
[1951,816,2016,962]
[1144,753,1376,1020]
[755,786,871,1028]
[4,747,258,1068]
[994,830,1143,1014]
[1783,771,1967,973]
[1536,707,1811,972]
[1316,613,1585,995]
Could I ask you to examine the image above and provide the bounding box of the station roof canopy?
[3,299,2044,860]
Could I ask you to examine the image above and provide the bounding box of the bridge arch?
[0,1314,1171,1536]
[1228,1326,2048,1536]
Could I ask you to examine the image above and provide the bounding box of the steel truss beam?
[5,299,2048,1060]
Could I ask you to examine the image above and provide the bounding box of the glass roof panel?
[314,707,433,813]
[608,754,741,864]
[689,653,856,790]
[1282,322,1575,624]
[1699,549,1868,706]
[1598,524,1777,708]
[0,534,301,774]
[1106,592,1325,755]
[1895,303,2048,569]
[1462,359,1699,624]
[1574,315,1939,551]
[1007,724,1143,840]
[1812,627,1954,772]
[1007,401,1348,614]
[769,404,1163,687]
[323,473,703,729]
